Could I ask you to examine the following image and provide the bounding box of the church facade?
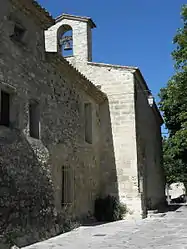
[45,13,165,216]
[0,0,165,247]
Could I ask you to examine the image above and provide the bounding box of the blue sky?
[38,0,185,102]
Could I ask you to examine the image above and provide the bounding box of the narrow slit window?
[29,101,40,139]
[0,90,10,127]
[84,103,92,144]
[61,166,72,206]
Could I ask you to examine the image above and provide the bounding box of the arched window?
[58,25,73,57]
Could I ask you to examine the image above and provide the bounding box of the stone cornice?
[11,0,54,29]
[87,61,137,71]
[45,53,107,104]
[55,14,96,29]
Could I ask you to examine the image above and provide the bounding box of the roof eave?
[55,13,96,28]
[133,69,164,125]
[45,52,107,104]
[11,0,54,29]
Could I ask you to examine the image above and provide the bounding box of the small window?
[84,103,92,144]
[29,101,40,139]
[0,90,10,127]
[61,166,73,206]
[11,23,26,43]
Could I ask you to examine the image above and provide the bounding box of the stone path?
[22,206,187,249]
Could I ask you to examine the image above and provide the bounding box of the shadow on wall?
[0,100,120,248]
[99,100,119,201]
[0,126,56,248]
[135,81,165,215]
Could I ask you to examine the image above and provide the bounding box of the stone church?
[0,0,165,246]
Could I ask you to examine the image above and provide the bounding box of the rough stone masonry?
[0,0,165,248]
[45,13,165,216]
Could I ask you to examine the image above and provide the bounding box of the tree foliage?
[159,5,187,185]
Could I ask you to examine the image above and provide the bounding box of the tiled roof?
[87,61,137,71]
[31,0,53,21]
[11,0,54,28]
[55,13,96,28]
[46,52,107,104]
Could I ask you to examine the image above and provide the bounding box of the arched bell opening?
[57,24,73,57]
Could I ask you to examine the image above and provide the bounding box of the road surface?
[22,205,187,249]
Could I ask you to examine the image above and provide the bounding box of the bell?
[64,41,72,51]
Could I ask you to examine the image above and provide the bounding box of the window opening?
[61,166,73,206]
[0,90,10,127]
[84,103,92,144]
[29,101,40,139]
[59,27,73,57]
[11,23,26,42]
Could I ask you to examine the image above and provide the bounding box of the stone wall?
[135,74,165,210]
[45,15,165,217]
[45,16,145,216]
[0,1,108,247]
[67,61,143,217]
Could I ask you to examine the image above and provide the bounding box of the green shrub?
[55,207,80,234]
[94,195,127,222]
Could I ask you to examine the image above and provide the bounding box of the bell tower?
[45,14,96,62]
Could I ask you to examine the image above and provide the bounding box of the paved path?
[22,206,187,249]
